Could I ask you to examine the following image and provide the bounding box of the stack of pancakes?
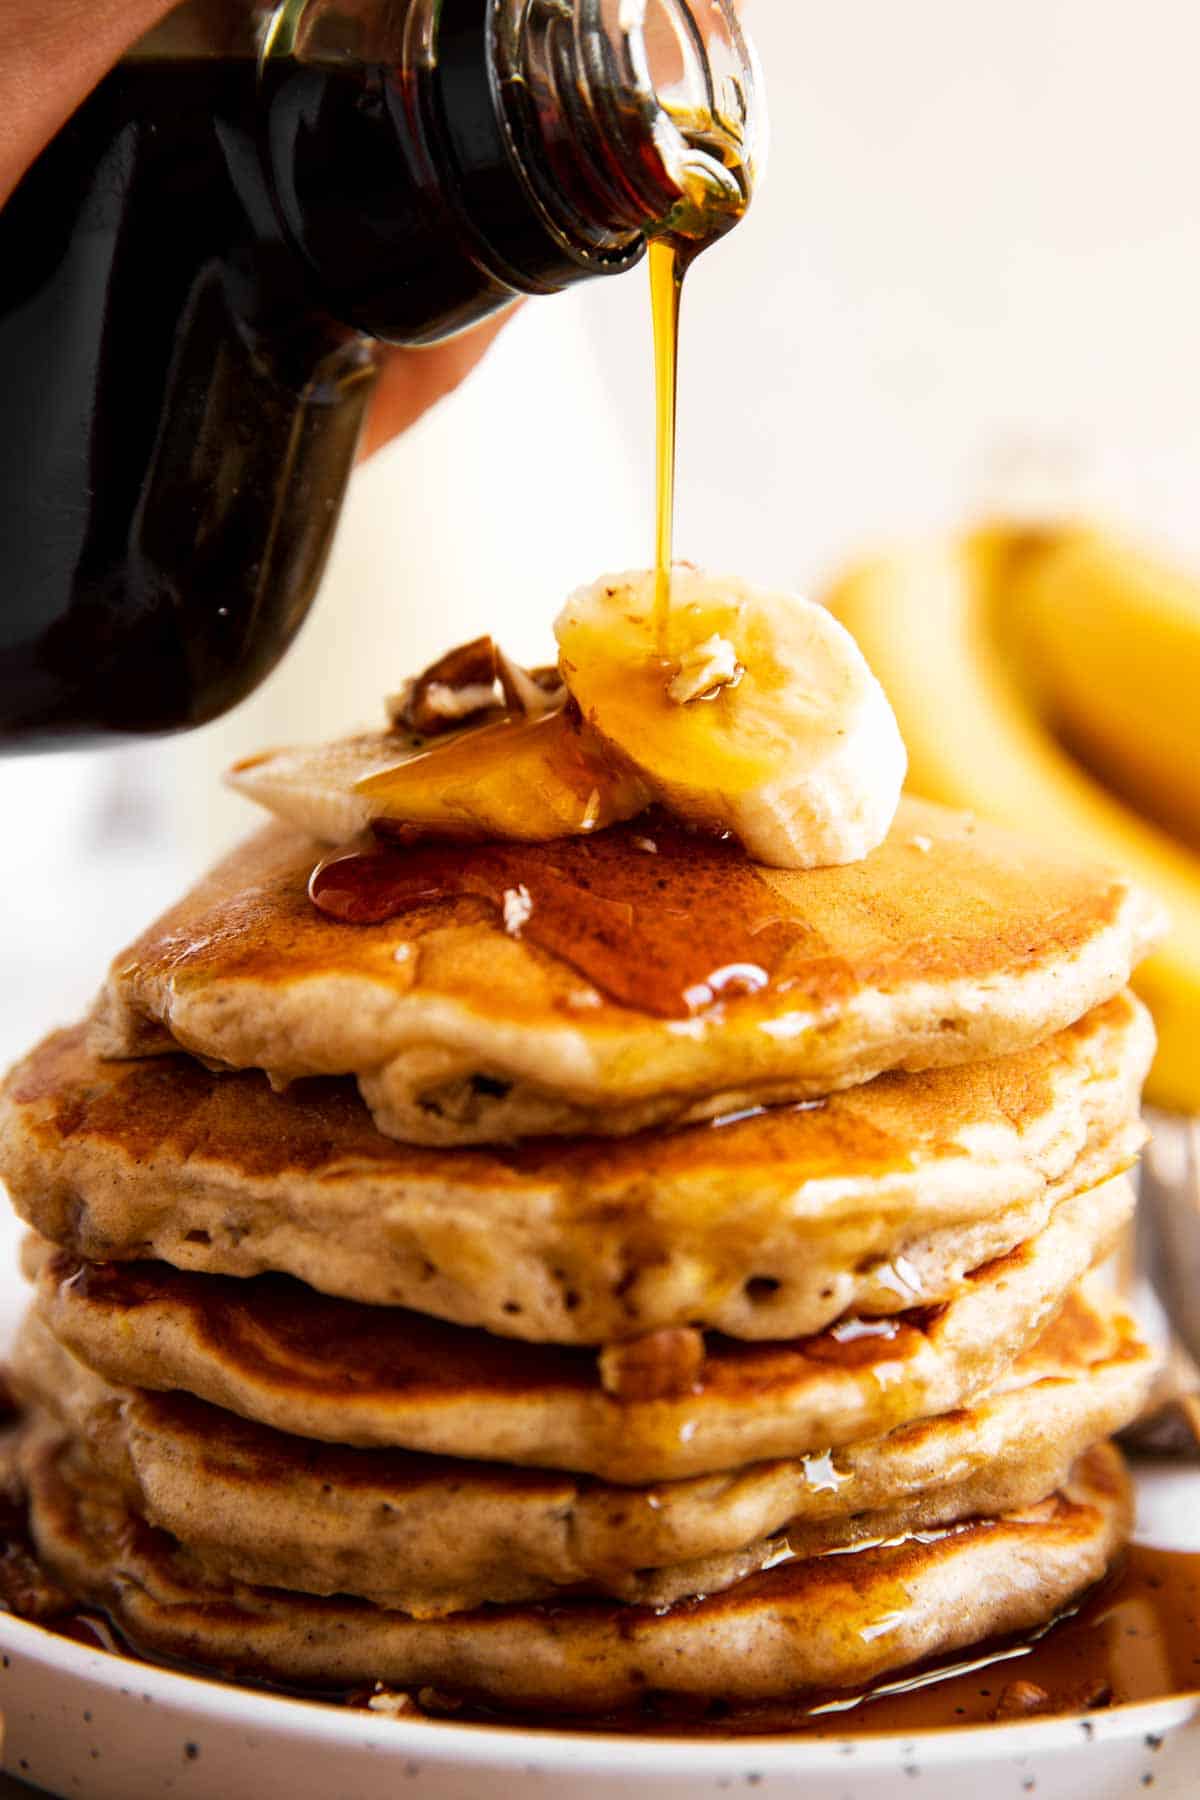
[0,796,1164,1716]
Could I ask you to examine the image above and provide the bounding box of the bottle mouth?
[495,0,765,263]
[616,0,764,236]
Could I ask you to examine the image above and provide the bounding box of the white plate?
[2,1465,1197,1798]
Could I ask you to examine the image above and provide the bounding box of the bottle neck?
[259,0,762,307]
[494,0,760,262]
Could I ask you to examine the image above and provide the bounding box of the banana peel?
[825,529,1200,1112]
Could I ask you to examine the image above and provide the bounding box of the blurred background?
[6,0,1200,1078]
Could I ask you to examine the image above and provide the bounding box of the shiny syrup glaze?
[456,1544,1200,1736]
[309,817,847,1019]
[48,1249,948,1405]
[5,1541,1198,1737]
[2,1377,1196,1735]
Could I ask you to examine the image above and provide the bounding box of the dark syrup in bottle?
[0,52,374,744]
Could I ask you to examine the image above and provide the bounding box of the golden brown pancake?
[13,1286,1153,1616]
[22,1426,1132,1713]
[0,997,1150,1342]
[88,800,1161,1145]
[28,1174,1132,1483]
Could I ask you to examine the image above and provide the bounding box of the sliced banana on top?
[554,569,906,867]
[228,572,905,868]
[229,710,647,846]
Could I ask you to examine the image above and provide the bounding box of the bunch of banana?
[825,525,1200,1112]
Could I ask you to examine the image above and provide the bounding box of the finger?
[357,303,522,462]
[0,0,175,205]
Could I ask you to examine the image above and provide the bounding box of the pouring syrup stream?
[650,237,686,652]
[648,99,756,653]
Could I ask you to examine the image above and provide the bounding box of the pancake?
[29,1174,1133,1483]
[14,1286,1154,1616]
[22,1426,1132,1712]
[88,801,1161,1145]
[0,997,1150,1342]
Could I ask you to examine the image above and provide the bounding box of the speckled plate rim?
[2,1605,1198,1777]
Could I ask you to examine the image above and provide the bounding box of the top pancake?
[90,798,1160,1145]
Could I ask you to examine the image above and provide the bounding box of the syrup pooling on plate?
[309,818,849,1019]
[438,1545,1200,1736]
[7,1520,1200,1735]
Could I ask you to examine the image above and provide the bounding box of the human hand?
[357,306,520,462]
[0,0,176,206]
[1,0,517,462]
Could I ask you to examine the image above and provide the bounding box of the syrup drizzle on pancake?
[309,819,850,1019]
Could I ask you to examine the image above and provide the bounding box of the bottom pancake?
[22,1429,1131,1713]
[11,1286,1154,1615]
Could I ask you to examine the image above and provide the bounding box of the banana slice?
[554,569,906,868]
[229,710,648,846]
[229,574,905,868]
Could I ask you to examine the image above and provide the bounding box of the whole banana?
[825,528,1200,1113]
[1005,528,1200,851]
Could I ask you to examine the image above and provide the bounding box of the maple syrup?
[309,817,841,1018]
[650,237,687,647]
[5,1524,1199,1737]
[648,128,755,650]
[354,707,646,843]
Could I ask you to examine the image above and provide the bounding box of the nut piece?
[366,1685,423,1718]
[599,1328,706,1402]
[497,649,566,718]
[387,637,502,737]
[667,634,744,705]
[991,1680,1051,1720]
[502,884,533,936]
[388,639,568,738]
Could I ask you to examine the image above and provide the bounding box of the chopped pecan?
[991,1680,1051,1720]
[365,1685,423,1718]
[497,648,566,717]
[387,636,502,737]
[599,1327,705,1402]
[387,638,566,737]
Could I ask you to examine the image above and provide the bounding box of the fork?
[1121,1113,1200,1452]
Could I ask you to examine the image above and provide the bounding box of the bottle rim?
[493,0,765,263]
[618,0,765,225]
